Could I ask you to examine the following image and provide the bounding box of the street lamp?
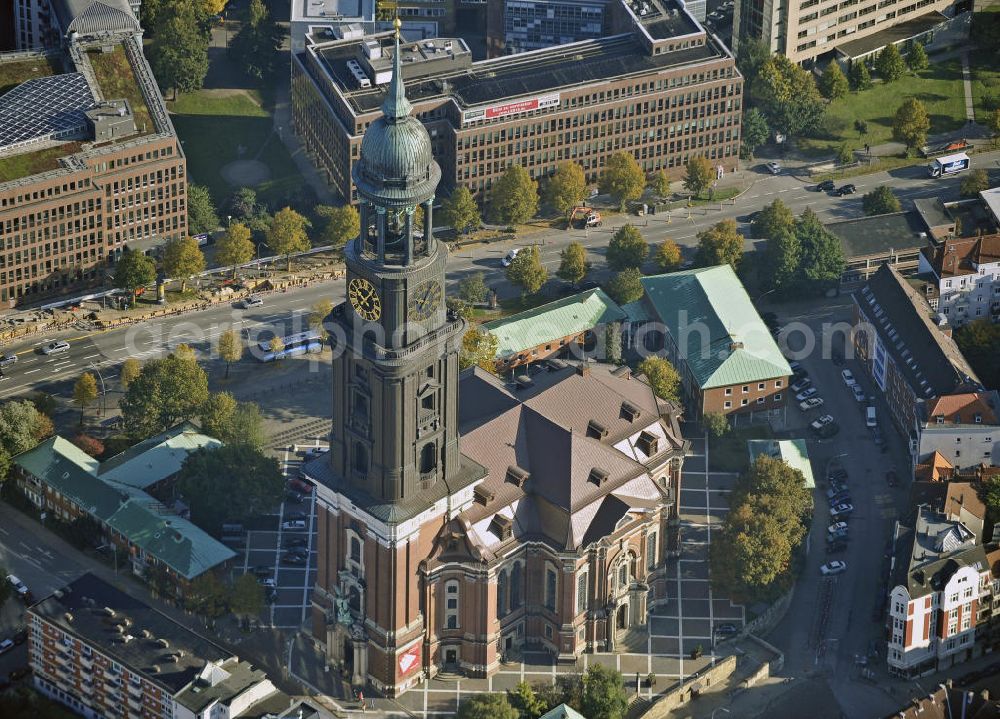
[89,362,106,416]
[712,708,731,718]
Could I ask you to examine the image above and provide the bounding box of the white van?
[866,406,876,428]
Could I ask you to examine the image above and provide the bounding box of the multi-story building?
[291,0,742,204]
[29,573,290,719]
[852,264,983,442]
[916,233,1000,326]
[824,211,930,288]
[0,0,186,308]
[624,264,792,420]
[304,35,689,694]
[913,391,1000,472]
[503,0,609,53]
[732,0,969,65]
[886,504,991,677]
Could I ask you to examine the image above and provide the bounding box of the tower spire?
[382,17,413,121]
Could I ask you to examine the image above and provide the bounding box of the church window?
[497,570,509,619]
[353,443,369,475]
[511,562,523,610]
[420,443,437,474]
[618,563,627,588]
[647,532,658,570]
[445,580,460,629]
[576,571,589,614]
[545,567,558,611]
[421,393,435,411]
[350,537,362,564]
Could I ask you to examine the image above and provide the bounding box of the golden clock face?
[408,279,442,322]
[348,278,382,321]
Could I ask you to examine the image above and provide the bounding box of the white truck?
[928,152,970,178]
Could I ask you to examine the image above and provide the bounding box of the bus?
[256,330,323,362]
[928,152,969,178]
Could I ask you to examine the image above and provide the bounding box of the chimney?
[577,363,591,377]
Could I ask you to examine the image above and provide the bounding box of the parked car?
[831,503,854,516]
[886,469,899,487]
[799,397,824,411]
[285,537,308,549]
[288,478,313,494]
[0,354,17,368]
[281,519,307,531]
[303,446,329,459]
[766,161,782,175]
[239,295,264,309]
[6,575,29,600]
[252,566,272,578]
[827,528,849,543]
[828,493,852,506]
[836,184,857,196]
[828,468,848,482]
[826,539,848,554]
[841,369,856,386]
[815,422,840,438]
[714,623,739,636]
[40,341,70,355]
[852,385,866,402]
[828,521,849,534]
[261,578,277,589]
[795,387,818,402]
[810,415,834,431]
[282,552,307,566]
[501,248,521,267]
[791,377,812,393]
[788,361,803,374]
[826,486,849,500]
[820,561,848,576]
[815,180,836,192]
[286,491,304,504]
[284,511,307,522]
[0,639,13,655]
[872,427,885,448]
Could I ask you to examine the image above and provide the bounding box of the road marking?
[83,354,101,360]
[24,369,40,374]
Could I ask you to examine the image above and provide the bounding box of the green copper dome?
[353,27,440,205]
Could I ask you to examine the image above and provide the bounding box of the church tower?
[311,20,484,696]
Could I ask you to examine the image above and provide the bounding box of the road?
[1,151,997,402]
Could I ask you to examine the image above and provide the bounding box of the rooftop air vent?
[64,612,74,623]
[473,485,494,505]
[588,468,610,485]
[587,419,608,439]
[505,466,530,488]
[621,401,641,422]
[637,430,659,457]
[489,514,513,541]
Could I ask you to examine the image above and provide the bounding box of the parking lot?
[230,446,324,630]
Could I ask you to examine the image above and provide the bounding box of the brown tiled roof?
[924,233,1000,278]
[926,392,999,425]
[944,482,987,525]
[914,451,954,482]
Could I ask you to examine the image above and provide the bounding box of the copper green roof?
[12,428,235,580]
[540,705,588,719]
[99,421,221,490]
[639,265,791,389]
[483,289,626,359]
[747,439,815,488]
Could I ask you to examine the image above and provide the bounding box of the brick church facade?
[303,22,688,697]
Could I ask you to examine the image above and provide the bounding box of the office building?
[303,31,688,694]
[0,0,186,308]
[291,0,742,204]
[28,573,290,719]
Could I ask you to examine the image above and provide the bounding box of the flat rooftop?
[31,573,232,694]
[291,0,373,22]
[322,32,722,114]
[835,11,948,59]
[825,211,929,258]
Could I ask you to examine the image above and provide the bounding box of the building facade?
[291,0,742,204]
[305,28,688,695]
[29,573,289,719]
[916,234,1000,327]
[914,392,1000,471]
[0,0,186,308]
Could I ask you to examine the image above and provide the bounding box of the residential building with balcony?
[913,391,1000,472]
[28,573,290,719]
[916,233,1000,327]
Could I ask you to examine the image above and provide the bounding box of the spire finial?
[382,17,413,120]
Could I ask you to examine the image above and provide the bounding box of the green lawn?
[168,90,305,210]
[88,48,154,137]
[970,57,1000,122]
[708,424,773,473]
[798,60,967,156]
[0,56,58,96]
[0,142,82,183]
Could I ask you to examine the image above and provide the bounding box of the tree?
[960,169,990,198]
[543,162,587,216]
[988,108,1000,140]
[750,198,795,240]
[72,434,105,458]
[508,681,546,719]
[765,228,802,293]
[308,299,334,339]
[741,107,770,160]
[186,572,229,618]
[315,204,359,250]
[862,185,902,216]
[178,445,284,532]
[637,356,681,403]
[173,343,197,363]
[266,206,311,270]
[459,328,499,372]
[653,239,682,272]
[683,155,715,199]
[230,572,264,619]
[556,243,590,286]
[162,236,206,292]
[581,664,629,719]
[651,169,671,197]
[695,219,744,270]
[607,224,648,270]
[200,392,238,439]
[187,184,219,234]
[955,319,1000,390]
[229,0,286,80]
[605,268,644,305]
[148,0,210,98]
[751,54,825,137]
[704,411,729,438]
[30,392,59,419]
[837,143,855,165]
[819,61,850,100]
[231,187,260,220]
[440,186,481,233]
[113,248,156,301]
[458,272,489,305]
[489,165,539,225]
[215,222,255,277]
[849,61,872,91]
[120,354,210,438]
[73,372,99,423]
[736,37,771,81]
[457,693,518,719]
[228,402,267,451]
[605,321,623,365]
[599,152,645,211]
[908,43,929,72]
[795,208,845,290]
[505,245,548,296]
[268,336,285,356]
[876,43,906,82]
[119,358,142,390]
[0,400,52,456]
[892,97,930,152]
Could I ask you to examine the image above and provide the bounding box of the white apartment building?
[914,392,1000,471]
[917,234,1000,326]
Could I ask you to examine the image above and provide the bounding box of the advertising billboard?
[463,93,560,124]
[398,643,421,676]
